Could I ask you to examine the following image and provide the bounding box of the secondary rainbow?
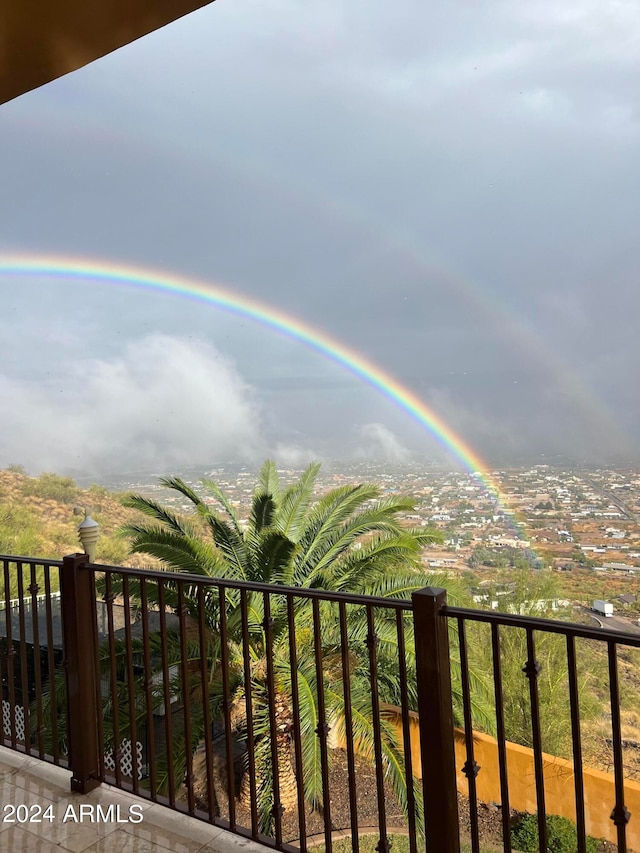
[0,253,514,513]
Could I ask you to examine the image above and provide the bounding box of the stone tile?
[0,763,18,782]
[0,747,39,775]
[15,757,71,789]
[0,824,62,851]
[200,829,273,853]
[88,827,201,853]
[12,767,76,803]
[0,751,277,853]
[19,798,121,853]
[121,820,212,853]
[86,784,155,813]
[0,777,57,809]
[139,804,222,845]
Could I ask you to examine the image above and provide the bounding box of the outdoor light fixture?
[73,506,99,562]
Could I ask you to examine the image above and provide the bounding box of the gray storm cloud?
[356,424,411,463]
[0,335,265,475]
[0,0,638,466]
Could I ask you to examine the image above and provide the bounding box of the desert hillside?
[0,468,156,568]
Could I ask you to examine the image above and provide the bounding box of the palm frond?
[245,529,297,585]
[315,537,424,592]
[158,476,205,508]
[200,478,242,534]
[274,461,321,542]
[257,460,281,501]
[120,525,225,576]
[294,484,381,578]
[206,515,250,579]
[120,495,196,537]
[249,492,277,534]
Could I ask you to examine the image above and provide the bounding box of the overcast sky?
[1,0,639,476]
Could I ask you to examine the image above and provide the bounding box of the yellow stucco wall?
[333,707,639,848]
[387,709,640,849]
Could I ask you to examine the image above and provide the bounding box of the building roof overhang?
[1,0,217,106]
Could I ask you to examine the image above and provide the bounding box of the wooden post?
[412,587,460,853]
[61,553,101,793]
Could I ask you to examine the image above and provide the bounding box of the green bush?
[6,464,26,475]
[0,503,40,555]
[512,813,599,852]
[22,472,78,504]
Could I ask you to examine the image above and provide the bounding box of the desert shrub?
[512,813,599,852]
[0,503,40,555]
[22,472,78,504]
[87,484,110,501]
[96,536,128,565]
[6,464,26,475]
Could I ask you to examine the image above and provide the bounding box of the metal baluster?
[524,629,546,852]
[139,577,157,799]
[366,605,389,853]
[16,564,31,752]
[3,561,16,748]
[340,600,360,853]
[196,585,215,821]
[458,618,480,853]
[104,573,122,787]
[219,586,236,828]
[44,564,59,763]
[263,592,283,846]
[287,594,307,851]
[28,564,44,758]
[566,635,587,853]
[490,624,511,853]
[312,598,332,853]
[122,575,140,792]
[608,640,629,852]
[158,580,176,806]
[240,588,259,836]
[177,581,195,813]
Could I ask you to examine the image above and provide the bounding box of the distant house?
[603,562,636,573]
[488,536,531,549]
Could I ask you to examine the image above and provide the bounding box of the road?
[578,604,640,635]
[584,478,639,523]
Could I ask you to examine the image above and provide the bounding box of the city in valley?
[100,462,640,632]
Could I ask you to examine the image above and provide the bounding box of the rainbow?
[5,103,628,455]
[0,252,518,521]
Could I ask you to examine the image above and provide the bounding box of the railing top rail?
[88,561,414,609]
[0,554,63,567]
[4,553,637,643]
[445,604,640,647]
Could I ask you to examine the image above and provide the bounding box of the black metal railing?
[444,604,640,853]
[0,555,66,766]
[87,559,424,853]
[1,552,639,852]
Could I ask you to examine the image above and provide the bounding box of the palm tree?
[117,461,493,837]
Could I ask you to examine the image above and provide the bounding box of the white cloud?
[272,443,321,468]
[0,335,265,475]
[356,423,411,462]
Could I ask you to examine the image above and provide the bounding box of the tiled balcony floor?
[0,746,267,853]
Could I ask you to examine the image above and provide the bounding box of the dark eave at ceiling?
[1,0,217,106]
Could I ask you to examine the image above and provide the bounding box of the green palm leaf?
[273,461,321,542]
[257,460,281,501]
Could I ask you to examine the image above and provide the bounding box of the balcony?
[0,746,254,851]
[0,552,638,852]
